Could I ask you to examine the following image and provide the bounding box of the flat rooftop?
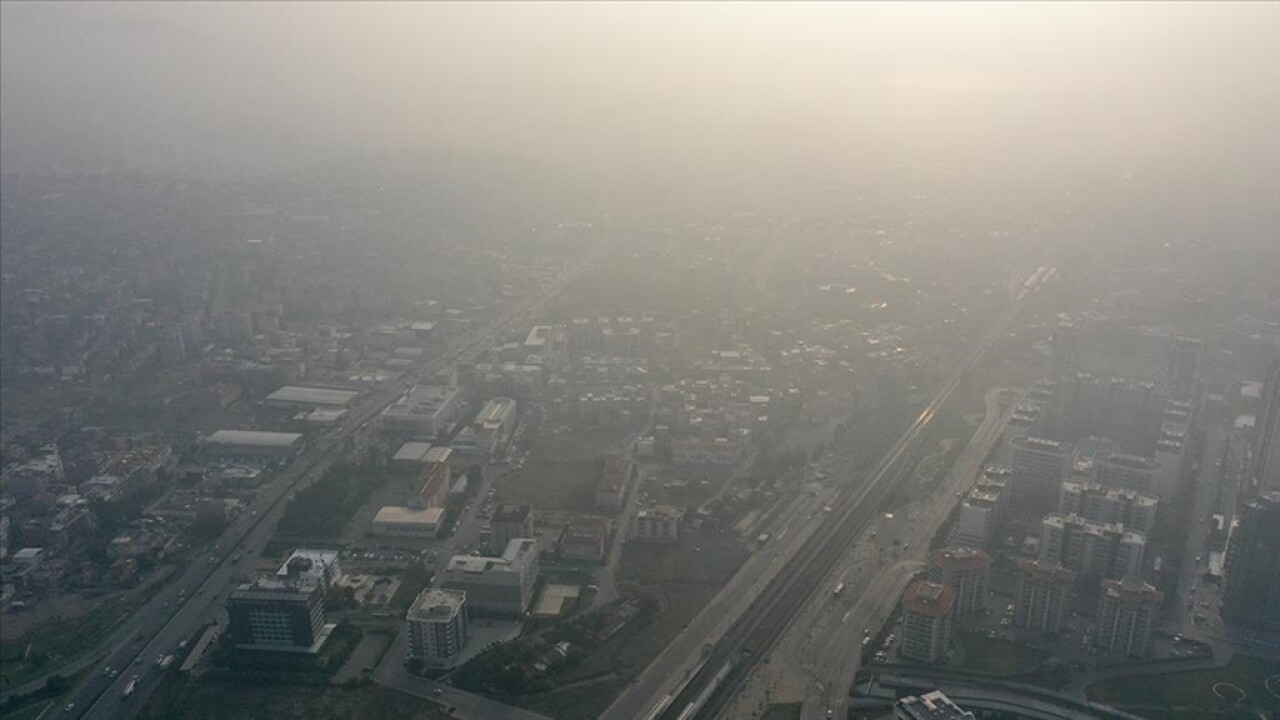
[207,430,303,448]
[267,386,358,407]
[374,506,445,525]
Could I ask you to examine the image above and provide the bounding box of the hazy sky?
[2,1,1278,188]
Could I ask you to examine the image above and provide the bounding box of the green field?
[1087,655,1280,718]
[761,703,803,720]
[951,635,1048,677]
[139,676,451,720]
[0,590,152,689]
[516,677,630,720]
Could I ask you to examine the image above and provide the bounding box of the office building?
[1039,513,1145,581]
[1252,359,1280,493]
[631,506,683,543]
[894,691,976,720]
[1058,481,1158,535]
[927,547,992,616]
[901,580,954,663]
[1096,576,1163,658]
[1013,557,1076,634]
[1167,336,1202,402]
[1222,493,1280,628]
[227,576,332,653]
[405,588,468,667]
[1094,452,1159,494]
[489,505,533,554]
[950,466,1010,549]
[1010,437,1076,514]
[439,538,539,617]
[381,384,463,439]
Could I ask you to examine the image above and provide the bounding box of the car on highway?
[64,703,75,713]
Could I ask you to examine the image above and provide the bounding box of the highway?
[646,288,1031,720]
[59,243,606,720]
[741,385,1020,720]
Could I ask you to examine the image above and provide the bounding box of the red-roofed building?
[902,580,955,663]
[927,547,992,616]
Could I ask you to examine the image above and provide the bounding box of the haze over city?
[0,3,1277,720]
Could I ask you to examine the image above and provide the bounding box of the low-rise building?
[405,588,469,667]
[265,385,358,410]
[561,516,609,563]
[894,691,976,720]
[595,457,631,511]
[203,430,303,459]
[391,442,434,473]
[901,580,954,663]
[381,384,463,439]
[630,506,682,543]
[439,538,539,617]
[670,436,745,466]
[372,506,445,537]
[490,505,533,554]
[275,549,343,589]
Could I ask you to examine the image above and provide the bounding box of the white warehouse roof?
[207,430,303,448]
[266,386,359,407]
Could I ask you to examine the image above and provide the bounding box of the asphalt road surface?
[63,247,603,720]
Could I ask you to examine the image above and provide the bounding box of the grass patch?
[952,635,1047,677]
[569,529,748,680]
[761,703,803,720]
[1087,655,1280,716]
[139,674,451,720]
[1,700,53,720]
[516,678,629,720]
[0,591,148,689]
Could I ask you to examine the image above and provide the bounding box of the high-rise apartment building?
[1058,481,1158,535]
[1094,452,1159,494]
[1011,437,1076,514]
[1013,557,1076,634]
[901,580,955,663]
[1096,576,1163,658]
[1167,336,1203,401]
[927,547,992,616]
[1222,493,1280,628]
[1252,359,1280,493]
[1040,513,1145,581]
[950,466,1010,549]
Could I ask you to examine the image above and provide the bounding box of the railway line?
[659,291,1029,720]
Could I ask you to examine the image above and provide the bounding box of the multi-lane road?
[58,245,605,720]
[618,279,1035,720]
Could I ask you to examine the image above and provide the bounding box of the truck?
[123,676,139,698]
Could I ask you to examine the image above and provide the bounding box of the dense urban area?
[1,159,1276,720]
[2,4,1279,720]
